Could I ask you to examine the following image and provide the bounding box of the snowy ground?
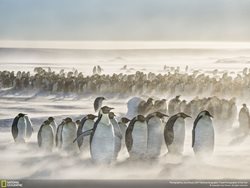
[1,48,250,179]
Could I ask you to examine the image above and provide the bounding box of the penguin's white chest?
[62,124,79,152]
[17,118,27,141]
[147,117,163,157]
[50,121,57,135]
[91,122,115,163]
[130,121,147,157]
[168,118,185,154]
[193,117,214,155]
[41,125,54,149]
[81,120,95,149]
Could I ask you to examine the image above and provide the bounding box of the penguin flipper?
[192,129,195,147]
[77,117,87,147]
[37,127,42,147]
[164,115,178,145]
[164,127,174,146]
[125,131,133,152]
[73,129,93,143]
[11,116,20,141]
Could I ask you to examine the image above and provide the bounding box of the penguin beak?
[163,114,169,117]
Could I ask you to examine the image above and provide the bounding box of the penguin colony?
[1,66,250,98]
[11,95,250,165]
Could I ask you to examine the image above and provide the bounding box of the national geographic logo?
[1,180,7,188]
[1,180,22,188]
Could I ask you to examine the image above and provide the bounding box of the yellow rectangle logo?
[1,180,7,188]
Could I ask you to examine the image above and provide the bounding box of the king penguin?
[11,113,33,143]
[61,117,79,154]
[146,112,169,159]
[38,120,55,151]
[89,106,115,164]
[125,115,147,159]
[109,112,123,161]
[164,112,191,155]
[94,97,106,112]
[76,114,97,151]
[192,110,214,158]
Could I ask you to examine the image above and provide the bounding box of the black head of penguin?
[121,117,130,124]
[75,120,81,126]
[43,120,51,126]
[177,112,192,119]
[155,112,169,119]
[18,113,26,117]
[64,117,73,124]
[48,117,55,122]
[199,110,213,118]
[101,106,114,114]
[146,98,154,104]
[108,112,116,119]
[86,114,98,120]
[136,115,146,122]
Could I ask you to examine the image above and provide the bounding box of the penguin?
[74,106,115,164]
[192,110,214,158]
[55,120,65,149]
[89,106,115,164]
[94,97,106,112]
[138,98,154,115]
[48,117,57,135]
[11,113,33,143]
[118,117,131,149]
[164,112,191,155]
[76,114,97,150]
[61,118,79,154]
[126,97,144,119]
[238,104,250,134]
[109,112,123,160]
[125,115,147,159]
[146,112,169,159]
[37,120,55,151]
[168,95,181,116]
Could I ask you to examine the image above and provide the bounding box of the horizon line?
[1,41,250,50]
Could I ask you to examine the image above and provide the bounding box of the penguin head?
[136,115,145,122]
[108,112,116,119]
[120,117,130,124]
[100,106,114,114]
[48,117,55,122]
[18,113,26,117]
[176,95,181,100]
[243,103,247,108]
[86,114,98,120]
[199,110,213,118]
[97,96,106,101]
[155,112,169,119]
[64,117,73,124]
[43,120,51,126]
[76,120,81,125]
[177,112,191,119]
[147,98,154,104]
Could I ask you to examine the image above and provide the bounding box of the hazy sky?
[1,0,250,41]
